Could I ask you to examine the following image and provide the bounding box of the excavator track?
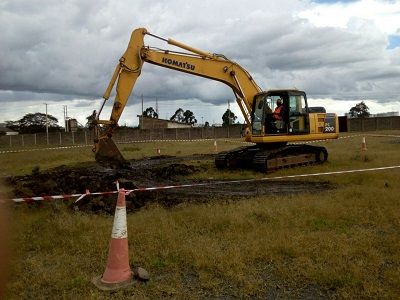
[215,144,328,172]
[215,145,259,169]
[252,145,328,172]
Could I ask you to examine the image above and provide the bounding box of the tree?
[349,101,370,118]
[170,108,197,125]
[170,108,185,122]
[222,109,237,126]
[183,110,197,125]
[143,107,158,118]
[6,113,61,133]
[204,121,210,127]
[4,120,19,132]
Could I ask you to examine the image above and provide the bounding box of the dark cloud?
[0,90,83,102]
[0,0,399,124]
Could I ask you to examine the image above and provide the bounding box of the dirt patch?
[6,154,335,213]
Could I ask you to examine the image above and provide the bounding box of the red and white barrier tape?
[2,165,399,204]
[0,139,243,154]
[291,133,400,145]
[4,190,118,204]
[1,134,398,154]
[0,145,90,154]
[118,138,244,144]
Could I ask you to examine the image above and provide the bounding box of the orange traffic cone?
[92,189,149,290]
[361,137,367,151]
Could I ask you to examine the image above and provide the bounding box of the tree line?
[138,106,238,127]
[5,113,61,134]
[3,101,371,134]
[3,107,239,134]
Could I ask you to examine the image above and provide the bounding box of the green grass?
[1,131,400,299]
[0,139,242,176]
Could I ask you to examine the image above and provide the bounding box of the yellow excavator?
[93,28,339,172]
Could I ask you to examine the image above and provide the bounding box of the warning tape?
[1,134,398,154]
[369,134,400,138]
[118,138,244,144]
[2,165,399,204]
[291,133,400,145]
[4,190,117,204]
[0,145,91,154]
[0,139,245,154]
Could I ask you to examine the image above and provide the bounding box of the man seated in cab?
[272,98,285,133]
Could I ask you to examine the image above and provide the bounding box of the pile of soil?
[7,154,334,213]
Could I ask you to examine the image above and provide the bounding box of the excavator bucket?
[94,136,128,168]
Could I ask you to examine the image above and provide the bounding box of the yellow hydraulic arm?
[94,28,262,164]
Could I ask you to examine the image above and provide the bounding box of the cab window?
[288,94,309,134]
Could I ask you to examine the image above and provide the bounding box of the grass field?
[1,131,400,299]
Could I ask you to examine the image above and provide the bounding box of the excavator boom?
[94,28,261,165]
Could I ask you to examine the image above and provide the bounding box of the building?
[345,111,399,118]
[375,112,399,117]
[65,118,78,132]
[138,115,193,129]
[0,123,18,135]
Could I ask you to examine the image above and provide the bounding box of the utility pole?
[141,94,144,129]
[228,99,231,123]
[155,97,159,117]
[66,105,69,132]
[44,103,49,145]
[63,105,68,132]
[227,99,230,138]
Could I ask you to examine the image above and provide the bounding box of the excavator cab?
[251,90,311,137]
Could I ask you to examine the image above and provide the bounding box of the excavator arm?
[94,28,261,165]
[140,46,261,123]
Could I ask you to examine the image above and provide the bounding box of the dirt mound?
[6,155,335,213]
[154,163,199,178]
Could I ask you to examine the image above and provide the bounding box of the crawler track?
[215,144,328,172]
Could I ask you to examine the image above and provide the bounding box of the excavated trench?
[7,154,335,213]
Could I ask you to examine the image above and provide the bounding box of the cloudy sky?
[1,0,399,126]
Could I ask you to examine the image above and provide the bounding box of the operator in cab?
[272,98,284,120]
[272,98,285,132]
